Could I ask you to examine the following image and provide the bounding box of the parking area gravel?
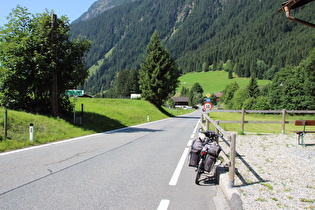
[223,133,315,209]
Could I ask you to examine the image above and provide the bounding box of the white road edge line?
[190,119,200,139]
[157,199,170,210]
[187,139,193,147]
[193,119,200,134]
[169,147,190,186]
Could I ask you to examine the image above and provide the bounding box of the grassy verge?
[0,98,193,152]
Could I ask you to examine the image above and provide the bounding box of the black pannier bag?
[188,138,203,167]
[202,142,221,172]
[203,142,221,158]
[188,150,200,167]
[191,137,203,150]
[204,155,216,172]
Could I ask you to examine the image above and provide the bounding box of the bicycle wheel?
[195,159,203,185]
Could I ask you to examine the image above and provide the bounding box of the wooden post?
[81,103,84,125]
[206,117,209,131]
[229,133,236,188]
[241,108,245,132]
[4,109,7,140]
[282,109,286,134]
[215,120,219,143]
[200,112,203,126]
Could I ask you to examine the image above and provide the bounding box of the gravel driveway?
[223,133,315,209]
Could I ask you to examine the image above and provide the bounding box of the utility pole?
[51,14,58,117]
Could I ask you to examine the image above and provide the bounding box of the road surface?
[0,110,229,209]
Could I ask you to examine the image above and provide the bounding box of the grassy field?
[177,71,270,94]
[0,98,192,152]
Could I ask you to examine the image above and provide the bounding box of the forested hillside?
[70,0,315,95]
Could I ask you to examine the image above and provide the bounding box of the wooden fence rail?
[205,109,315,134]
[200,111,236,188]
[200,109,315,187]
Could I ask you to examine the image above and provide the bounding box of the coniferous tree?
[129,69,140,94]
[139,30,179,107]
[191,83,204,94]
[247,76,260,98]
[115,70,131,98]
[180,87,189,97]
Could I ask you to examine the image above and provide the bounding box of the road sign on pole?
[66,90,84,124]
[203,102,213,110]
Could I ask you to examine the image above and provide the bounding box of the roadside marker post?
[30,123,34,142]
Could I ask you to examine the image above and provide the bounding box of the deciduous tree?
[0,6,91,115]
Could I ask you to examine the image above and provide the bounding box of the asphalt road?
[0,110,229,209]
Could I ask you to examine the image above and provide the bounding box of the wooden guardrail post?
[229,133,236,188]
[206,114,210,131]
[200,112,203,124]
[4,109,8,140]
[282,109,286,134]
[241,108,245,132]
[215,120,219,143]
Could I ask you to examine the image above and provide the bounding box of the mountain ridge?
[70,0,315,95]
[73,0,135,23]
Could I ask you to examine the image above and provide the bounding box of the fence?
[206,109,315,134]
[200,109,315,187]
[200,111,236,188]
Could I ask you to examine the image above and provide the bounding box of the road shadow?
[174,115,200,119]
[109,127,164,134]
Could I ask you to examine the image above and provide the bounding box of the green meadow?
[177,71,270,94]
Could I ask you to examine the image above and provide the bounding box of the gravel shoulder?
[221,133,315,210]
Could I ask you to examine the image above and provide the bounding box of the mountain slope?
[73,0,135,23]
[70,0,315,95]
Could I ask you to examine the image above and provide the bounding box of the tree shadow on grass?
[66,104,177,133]
[155,105,175,117]
[65,112,126,133]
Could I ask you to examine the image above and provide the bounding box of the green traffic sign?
[66,90,84,97]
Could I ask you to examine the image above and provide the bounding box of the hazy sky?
[0,0,97,26]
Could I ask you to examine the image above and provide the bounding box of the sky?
[0,0,97,27]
